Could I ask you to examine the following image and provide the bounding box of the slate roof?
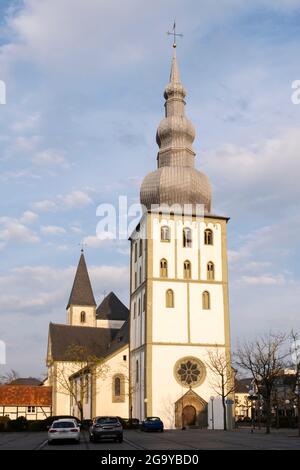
[66,253,96,309]
[49,323,118,361]
[105,320,129,356]
[9,378,42,386]
[0,385,52,406]
[235,378,252,393]
[96,292,129,321]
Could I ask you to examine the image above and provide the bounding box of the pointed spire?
[66,252,96,309]
[170,47,181,84]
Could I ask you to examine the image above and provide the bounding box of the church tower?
[66,250,97,327]
[129,46,232,429]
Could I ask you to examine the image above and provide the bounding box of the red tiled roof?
[0,385,52,406]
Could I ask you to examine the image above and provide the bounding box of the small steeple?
[66,252,96,309]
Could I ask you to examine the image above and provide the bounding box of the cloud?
[32,199,56,212]
[31,149,68,167]
[0,216,39,247]
[20,210,38,224]
[238,274,286,286]
[59,190,92,209]
[41,225,66,235]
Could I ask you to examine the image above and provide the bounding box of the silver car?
[89,416,123,443]
[48,419,80,444]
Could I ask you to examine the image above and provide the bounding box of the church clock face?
[174,357,206,388]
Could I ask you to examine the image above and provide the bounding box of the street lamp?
[248,389,257,433]
[210,396,215,430]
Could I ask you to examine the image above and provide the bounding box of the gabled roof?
[96,292,129,321]
[0,385,52,406]
[235,378,252,393]
[106,320,129,356]
[48,323,118,361]
[66,252,96,309]
[10,378,42,386]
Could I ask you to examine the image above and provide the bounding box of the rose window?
[174,357,206,388]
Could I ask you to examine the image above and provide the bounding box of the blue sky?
[0,0,300,377]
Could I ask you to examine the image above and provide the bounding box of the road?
[0,428,300,450]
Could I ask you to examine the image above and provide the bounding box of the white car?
[48,419,81,444]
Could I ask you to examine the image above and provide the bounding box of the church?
[46,44,233,430]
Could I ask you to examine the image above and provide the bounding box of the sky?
[0,0,300,378]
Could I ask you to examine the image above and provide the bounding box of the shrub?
[28,420,44,432]
[7,416,28,432]
[0,416,10,432]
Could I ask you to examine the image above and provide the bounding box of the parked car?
[48,419,81,444]
[44,415,81,430]
[141,417,164,432]
[116,417,140,429]
[81,419,93,430]
[89,416,123,443]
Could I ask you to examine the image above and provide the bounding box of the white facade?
[130,212,232,429]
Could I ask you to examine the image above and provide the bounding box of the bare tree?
[290,330,300,437]
[51,344,109,421]
[0,369,19,384]
[205,348,235,431]
[235,333,287,434]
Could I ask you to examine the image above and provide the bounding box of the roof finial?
[78,241,87,253]
[167,20,183,49]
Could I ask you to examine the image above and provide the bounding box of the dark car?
[89,416,123,443]
[141,417,164,432]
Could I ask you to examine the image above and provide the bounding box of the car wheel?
[48,440,52,445]
[160,429,164,432]
[89,435,94,442]
[118,437,123,443]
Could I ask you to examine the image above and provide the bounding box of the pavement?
[0,428,300,450]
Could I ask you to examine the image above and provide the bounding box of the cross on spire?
[167,20,183,48]
[78,241,87,253]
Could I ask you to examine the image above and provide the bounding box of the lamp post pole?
[210,396,215,430]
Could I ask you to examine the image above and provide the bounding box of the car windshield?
[52,421,76,429]
[147,417,160,421]
[96,417,118,425]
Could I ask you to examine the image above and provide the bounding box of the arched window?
[139,266,142,284]
[80,311,86,323]
[207,261,215,280]
[204,229,213,245]
[202,291,211,310]
[143,292,146,312]
[112,374,125,403]
[138,298,141,316]
[160,258,168,278]
[136,360,139,383]
[139,238,143,257]
[133,302,136,319]
[166,289,174,308]
[134,242,137,262]
[114,377,121,397]
[184,260,192,280]
[161,225,170,242]
[183,227,192,247]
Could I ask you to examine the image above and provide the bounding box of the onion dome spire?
[140,46,212,213]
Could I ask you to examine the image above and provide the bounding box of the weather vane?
[78,241,87,253]
[167,20,183,48]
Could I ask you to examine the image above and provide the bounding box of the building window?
[112,374,125,403]
[138,298,141,316]
[166,289,174,308]
[139,238,143,257]
[204,229,213,245]
[80,311,86,323]
[202,291,211,310]
[143,292,146,311]
[139,266,142,284]
[183,227,192,247]
[27,406,35,413]
[161,225,170,242]
[160,258,168,278]
[136,360,139,383]
[123,355,127,361]
[134,272,137,289]
[134,243,137,262]
[184,260,191,280]
[207,261,215,280]
[133,302,136,319]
